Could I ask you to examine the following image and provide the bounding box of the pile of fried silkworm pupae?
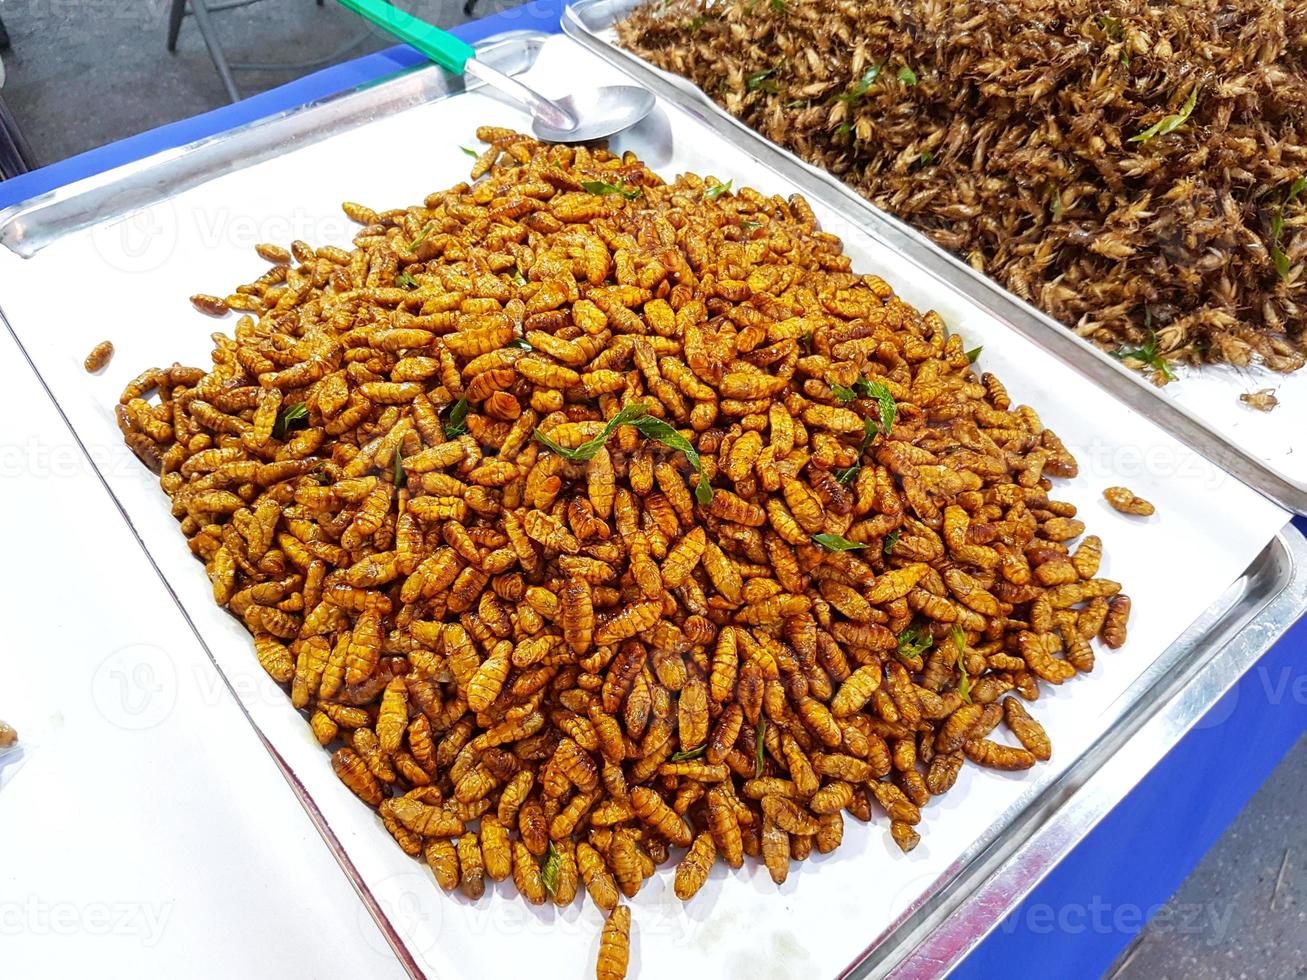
[116,128,1131,979]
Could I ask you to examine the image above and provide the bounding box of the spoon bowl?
[531,87,656,143]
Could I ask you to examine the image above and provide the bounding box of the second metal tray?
[563,0,1307,517]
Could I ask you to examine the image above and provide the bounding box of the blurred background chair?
[166,0,378,103]
[0,13,38,178]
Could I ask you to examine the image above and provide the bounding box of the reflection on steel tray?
[0,26,1302,980]
[562,0,1307,518]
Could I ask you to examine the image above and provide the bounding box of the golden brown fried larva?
[1103,486,1155,517]
[84,340,114,373]
[597,905,631,980]
[0,719,16,748]
[120,130,1132,979]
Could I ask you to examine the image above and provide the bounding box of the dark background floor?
[0,3,1304,977]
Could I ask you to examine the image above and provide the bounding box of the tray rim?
[0,24,1302,980]
[0,30,550,259]
[560,0,1307,519]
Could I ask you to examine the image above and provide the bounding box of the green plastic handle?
[335,0,475,74]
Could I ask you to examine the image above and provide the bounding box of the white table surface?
[0,326,407,980]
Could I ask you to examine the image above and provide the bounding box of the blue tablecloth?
[2,5,1304,974]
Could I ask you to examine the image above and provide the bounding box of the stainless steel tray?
[562,0,1307,518]
[0,26,1302,980]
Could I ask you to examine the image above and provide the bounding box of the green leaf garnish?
[540,843,561,897]
[1112,330,1176,382]
[704,180,733,201]
[831,382,857,404]
[854,378,897,435]
[580,180,641,200]
[966,345,983,363]
[812,532,866,551]
[272,402,309,440]
[740,219,763,232]
[883,529,901,555]
[535,403,650,462]
[393,445,406,488]
[511,267,528,286]
[395,271,418,290]
[444,396,470,438]
[897,66,918,86]
[769,0,786,11]
[685,13,714,30]
[745,68,779,93]
[1128,85,1199,144]
[834,123,853,137]
[834,63,883,102]
[952,626,972,703]
[669,745,707,762]
[1098,15,1125,40]
[505,337,533,350]
[1268,177,1305,280]
[460,145,479,158]
[834,416,879,484]
[754,717,767,777]
[407,222,435,253]
[628,414,715,504]
[897,624,933,668]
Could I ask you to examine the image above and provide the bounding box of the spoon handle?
[335,0,475,74]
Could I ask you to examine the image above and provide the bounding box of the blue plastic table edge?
[1,5,1303,974]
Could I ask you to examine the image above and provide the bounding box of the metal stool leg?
[189,0,242,103]
[166,0,186,52]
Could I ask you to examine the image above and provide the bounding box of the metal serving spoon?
[337,0,655,142]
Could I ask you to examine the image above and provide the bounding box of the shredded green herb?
[897,66,918,86]
[966,345,983,363]
[460,145,479,158]
[883,529,901,555]
[897,624,933,669]
[393,445,406,489]
[580,180,642,200]
[834,416,879,485]
[535,403,649,461]
[407,222,435,253]
[812,532,866,551]
[1269,176,1306,279]
[443,396,470,438]
[745,68,779,93]
[272,402,308,440]
[669,745,707,762]
[854,378,897,435]
[1112,330,1176,382]
[834,63,882,102]
[1128,85,1199,144]
[739,219,763,232]
[540,843,561,897]
[627,414,714,504]
[395,271,418,290]
[831,382,857,404]
[505,337,533,351]
[1098,15,1125,40]
[705,179,733,201]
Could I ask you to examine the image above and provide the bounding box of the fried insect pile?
[117,129,1131,977]
[619,0,1307,380]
